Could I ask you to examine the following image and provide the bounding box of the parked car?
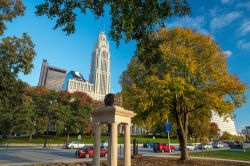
[153,143,175,152]
[198,144,213,149]
[187,144,195,151]
[64,141,85,149]
[100,141,108,148]
[75,146,108,158]
[143,142,155,148]
[226,141,235,147]
[179,144,195,151]
[212,141,224,148]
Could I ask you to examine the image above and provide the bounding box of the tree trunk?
[174,100,189,160]
[178,129,188,160]
[28,131,33,142]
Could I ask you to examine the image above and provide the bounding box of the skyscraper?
[38,59,66,91]
[89,31,111,101]
[61,31,111,101]
[211,111,238,135]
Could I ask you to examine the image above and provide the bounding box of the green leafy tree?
[0,0,25,35]
[35,0,191,45]
[24,86,51,140]
[0,0,36,137]
[61,91,92,142]
[12,92,36,142]
[121,28,247,160]
[0,33,35,137]
[0,78,27,137]
[188,114,210,142]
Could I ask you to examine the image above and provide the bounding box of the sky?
[3,0,250,131]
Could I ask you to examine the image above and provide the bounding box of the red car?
[153,143,175,152]
[75,146,108,158]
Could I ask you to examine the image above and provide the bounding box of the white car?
[64,141,85,149]
[187,144,195,151]
[213,142,224,148]
[199,144,213,149]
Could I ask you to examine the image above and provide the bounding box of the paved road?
[0,147,93,166]
[0,145,247,166]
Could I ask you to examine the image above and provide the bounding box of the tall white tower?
[89,31,111,101]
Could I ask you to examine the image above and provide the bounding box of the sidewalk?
[142,153,250,164]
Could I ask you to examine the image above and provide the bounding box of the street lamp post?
[64,127,67,143]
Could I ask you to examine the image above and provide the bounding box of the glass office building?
[38,59,66,91]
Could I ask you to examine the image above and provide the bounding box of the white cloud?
[168,16,209,35]
[224,50,232,57]
[237,39,250,50]
[221,0,234,4]
[210,11,241,30]
[239,20,250,36]
[236,2,250,10]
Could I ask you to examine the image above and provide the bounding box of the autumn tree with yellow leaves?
[121,27,247,160]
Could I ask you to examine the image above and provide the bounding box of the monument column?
[124,123,131,166]
[111,122,118,166]
[93,123,101,166]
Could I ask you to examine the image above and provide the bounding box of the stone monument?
[91,93,136,166]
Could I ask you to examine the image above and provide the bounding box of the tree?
[220,131,233,141]
[208,122,220,140]
[0,0,25,36]
[0,33,35,137]
[121,27,247,160]
[0,0,36,137]
[35,0,191,45]
[61,91,93,141]
[188,119,220,142]
[188,114,211,142]
[24,86,51,142]
[0,78,27,137]
[12,92,36,142]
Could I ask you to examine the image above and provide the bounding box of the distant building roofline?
[48,66,66,74]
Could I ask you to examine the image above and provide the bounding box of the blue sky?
[3,0,249,131]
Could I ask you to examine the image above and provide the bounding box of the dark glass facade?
[38,59,66,91]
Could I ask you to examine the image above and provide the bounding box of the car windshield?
[81,146,91,150]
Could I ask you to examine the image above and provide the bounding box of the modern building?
[62,71,94,97]
[63,31,111,101]
[38,59,67,91]
[211,111,238,135]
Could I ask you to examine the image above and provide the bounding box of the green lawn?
[0,135,187,144]
[190,148,250,161]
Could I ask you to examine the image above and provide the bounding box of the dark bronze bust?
[104,93,116,107]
